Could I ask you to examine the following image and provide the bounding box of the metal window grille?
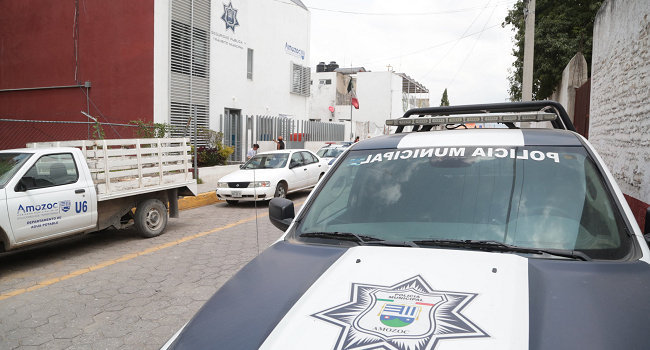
[247,48,254,80]
[170,103,209,145]
[290,63,310,96]
[170,0,210,145]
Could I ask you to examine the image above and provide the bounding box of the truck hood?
[168,241,650,350]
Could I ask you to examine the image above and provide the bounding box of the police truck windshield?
[0,153,31,189]
[297,146,632,260]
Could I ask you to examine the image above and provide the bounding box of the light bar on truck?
[385,112,557,126]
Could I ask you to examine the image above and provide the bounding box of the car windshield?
[0,153,32,189]
[298,146,632,260]
[317,148,345,158]
[243,153,288,169]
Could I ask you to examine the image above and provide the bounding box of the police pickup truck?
[163,101,650,350]
[0,138,196,251]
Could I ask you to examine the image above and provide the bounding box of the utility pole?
[522,0,535,102]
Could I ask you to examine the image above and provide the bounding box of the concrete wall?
[309,72,338,121]
[590,0,650,220]
[549,52,589,122]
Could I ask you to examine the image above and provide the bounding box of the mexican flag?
[347,78,359,109]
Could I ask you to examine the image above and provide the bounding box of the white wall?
[309,71,338,121]
[209,0,311,131]
[153,0,170,124]
[549,52,588,122]
[589,0,650,203]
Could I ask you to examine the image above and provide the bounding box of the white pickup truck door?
[6,152,94,244]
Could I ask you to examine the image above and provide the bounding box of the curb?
[178,191,221,211]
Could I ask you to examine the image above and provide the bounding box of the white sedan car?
[216,149,328,205]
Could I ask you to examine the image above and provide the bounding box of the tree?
[502,0,603,100]
[440,88,450,106]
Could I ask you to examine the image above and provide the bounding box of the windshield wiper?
[299,232,416,247]
[412,239,591,261]
[300,231,378,245]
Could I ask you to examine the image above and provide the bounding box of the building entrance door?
[224,108,242,162]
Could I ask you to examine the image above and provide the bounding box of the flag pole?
[350,92,353,141]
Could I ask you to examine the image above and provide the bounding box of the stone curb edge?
[178,191,220,211]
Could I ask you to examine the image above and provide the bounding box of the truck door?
[6,153,93,244]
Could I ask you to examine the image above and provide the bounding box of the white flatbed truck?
[0,138,197,251]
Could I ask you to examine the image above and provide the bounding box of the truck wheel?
[135,199,168,238]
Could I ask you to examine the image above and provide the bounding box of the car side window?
[21,153,78,190]
[302,151,318,164]
[290,152,304,168]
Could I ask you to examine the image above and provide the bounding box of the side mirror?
[239,164,244,169]
[269,197,295,231]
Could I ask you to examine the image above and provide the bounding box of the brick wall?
[589,0,650,228]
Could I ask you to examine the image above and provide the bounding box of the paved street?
[0,192,309,350]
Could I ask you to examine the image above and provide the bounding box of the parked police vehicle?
[163,101,650,350]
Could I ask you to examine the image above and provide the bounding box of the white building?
[153,0,312,134]
[310,63,429,139]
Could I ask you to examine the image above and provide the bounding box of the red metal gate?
[573,79,590,138]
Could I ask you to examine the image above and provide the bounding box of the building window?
[171,20,208,78]
[247,48,254,80]
[291,63,310,96]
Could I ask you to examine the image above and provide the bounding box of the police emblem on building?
[313,275,488,350]
[221,2,239,32]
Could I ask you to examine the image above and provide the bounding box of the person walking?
[273,136,285,150]
[247,144,259,159]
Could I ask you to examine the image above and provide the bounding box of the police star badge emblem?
[221,1,240,32]
[312,275,488,350]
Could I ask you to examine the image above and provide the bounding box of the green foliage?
[502,0,603,100]
[91,122,105,140]
[130,120,173,138]
[440,88,450,106]
[194,130,234,167]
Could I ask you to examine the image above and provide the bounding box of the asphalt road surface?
[0,191,309,350]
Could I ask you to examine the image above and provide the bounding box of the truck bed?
[28,138,197,201]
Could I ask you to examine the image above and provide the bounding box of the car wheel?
[226,200,239,205]
[135,199,168,238]
[274,182,287,198]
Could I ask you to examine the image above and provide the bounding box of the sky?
[301,0,518,105]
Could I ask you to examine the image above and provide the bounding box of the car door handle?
[304,168,308,171]
[75,189,85,194]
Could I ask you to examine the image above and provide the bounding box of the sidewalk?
[178,164,240,210]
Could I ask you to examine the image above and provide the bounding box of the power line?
[272,0,514,16]
[420,0,494,80]
[307,1,513,16]
[360,23,502,66]
[447,0,500,87]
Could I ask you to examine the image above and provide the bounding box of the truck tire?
[135,199,168,238]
